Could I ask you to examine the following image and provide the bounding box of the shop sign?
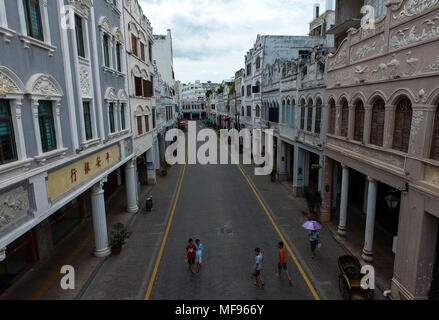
[46,145,120,201]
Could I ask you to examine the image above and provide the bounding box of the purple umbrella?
[302,221,322,231]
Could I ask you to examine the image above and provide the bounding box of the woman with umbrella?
[302,218,322,259]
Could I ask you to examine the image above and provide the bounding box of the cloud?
[139,0,327,83]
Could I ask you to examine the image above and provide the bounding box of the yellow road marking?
[144,162,187,300]
[236,164,321,300]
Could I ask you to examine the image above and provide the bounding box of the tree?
[205,89,213,99]
[216,85,224,95]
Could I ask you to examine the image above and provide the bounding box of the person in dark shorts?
[276,242,292,285]
[186,238,196,273]
[309,230,320,259]
[250,248,264,288]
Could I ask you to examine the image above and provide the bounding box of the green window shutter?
[75,15,85,58]
[38,101,57,152]
[109,103,115,133]
[83,102,93,141]
[0,100,17,163]
[121,104,125,130]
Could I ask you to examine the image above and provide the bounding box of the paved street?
[149,149,315,300]
[74,121,385,300]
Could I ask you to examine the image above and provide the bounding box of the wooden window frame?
[135,77,143,97]
[109,103,115,133]
[103,34,110,68]
[393,98,412,153]
[83,101,93,141]
[315,100,322,134]
[370,99,385,147]
[340,100,349,137]
[75,14,85,58]
[131,34,138,56]
[38,100,57,153]
[353,100,365,142]
[307,104,313,132]
[0,100,17,165]
[120,103,126,130]
[137,115,143,135]
[23,0,44,41]
[431,106,439,161]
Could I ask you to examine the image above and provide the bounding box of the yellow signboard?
[46,145,120,201]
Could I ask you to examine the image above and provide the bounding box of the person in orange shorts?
[276,242,292,285]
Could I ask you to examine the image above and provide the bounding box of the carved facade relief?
[392,0,439,22]
[79,67,90,96]
[389,11,439,51]
[0,187,29,230]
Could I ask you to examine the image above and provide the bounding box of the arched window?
[340,98,349,137]
[393,97,412,153]
[255,105,261,118]
[328,99,336,134]
[307,99,313,132]
[256,56,261,70]
[431,105,439,161]
[370,98,385,146]
[315,98,322,134]
[353,100,365,142]
[300,99,306,130]
[287,100,292,125]
[241,106,245,117]
[292,99,296,125]
[282,100,287,123]
[0,100,17,164]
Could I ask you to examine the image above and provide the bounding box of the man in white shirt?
[251,248,265,288]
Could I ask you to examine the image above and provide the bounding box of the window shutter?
[393,99,412,153]
[341,102,349,137]
[431,107,439,160]
[370,99,385,146]
[354,102,364,142]
[137,116,143,135]
[135,77,143,97]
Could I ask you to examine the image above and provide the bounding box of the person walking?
[302,219,322,259]
[195,239,204,273]
[309,229,320,259]
[250,248,265,288]
[276,242,292,285]
[186,238,196,273]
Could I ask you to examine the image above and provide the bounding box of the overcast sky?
[139,0,329,84]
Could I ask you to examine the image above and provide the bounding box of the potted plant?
[304,188,322,220]
[109,223,129,255]
[271,165,277,182]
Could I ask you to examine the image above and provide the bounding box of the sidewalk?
[240,163,387,300]
[77,164,184,300]
[0,166,181,300]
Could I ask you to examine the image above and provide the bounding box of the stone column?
[91,179,111,257]
[125,159,139,213]
[362,177,378,262]
[338,165,349,238]
[364,105,372,144]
